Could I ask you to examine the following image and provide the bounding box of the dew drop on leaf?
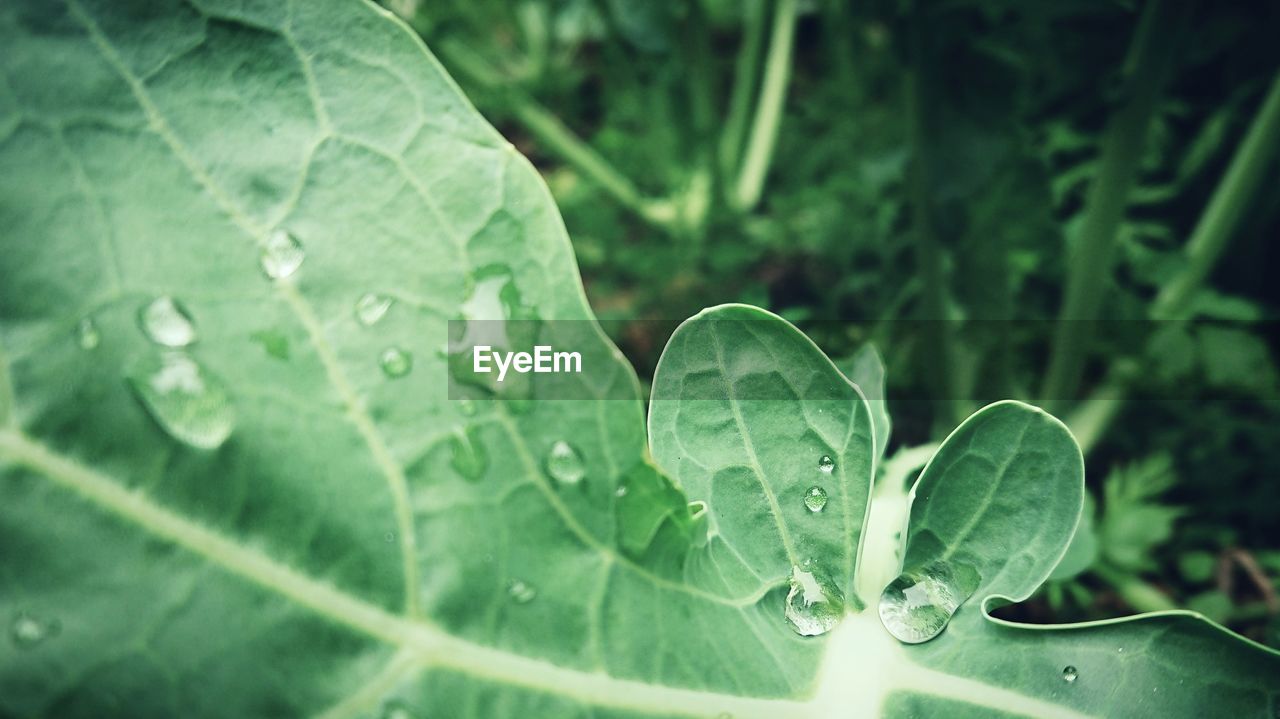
[383,531,395,544]
[128,352,235,450]
[804,486,828,513]
[260,229,304,279]
[448,428,488,481]
[545,440,585,485]
[138,296,197,348]
[379,347,412,378]
[10,613,59,649]
[507,578,537,603]
[355,293,393,326]
[784,565,845,636]
[456,398,476,417]
[75,317,100,350]
[379,700,415,719]
[878,560,980,644]
[818,455,835,473]
[1063,665,1079,683]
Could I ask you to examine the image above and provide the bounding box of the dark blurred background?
[385,0,1280,647]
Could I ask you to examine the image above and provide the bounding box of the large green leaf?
[1,2,1277,718]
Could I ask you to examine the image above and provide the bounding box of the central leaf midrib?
[0,428,812,718]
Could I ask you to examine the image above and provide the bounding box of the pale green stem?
[1153,71,1280,319]
[1094,562,1178,614]
[904,20,963,429]
[719,0,768,180]
[1041,0,1189,411]
[731,0,798,211]
[1063,381,1126,455]
[436,40,677,230]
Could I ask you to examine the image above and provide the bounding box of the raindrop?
[448,428,488,481]
[456,398,476,417]
[379,347,412,378]
[355,293,393,326]
[818,455,835,473]
[138,296,197,348]
[447,264,541,398]
[75,317,100,350]
[260,229,304,279]
[784,565,845,637]
[545,440,585,485]
[380,700,415,719]
[10,613,59,649]
[383,531,396,544]
[507,578,537,603]
[804,486,828,513]
[128,352,235,450]
[878,560,980,644]
[1062,665,1078,683]
[615,485,628,498]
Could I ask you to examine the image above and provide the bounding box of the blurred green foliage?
[387,0,1280,646]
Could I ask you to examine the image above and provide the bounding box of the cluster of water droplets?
[506,578,538,604]
[878,559,981,644]
[803,454,834,513]
[129,296,235,450]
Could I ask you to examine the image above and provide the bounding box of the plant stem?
[904,17,963,430]
[731,0,798,211]
[1041,0,1190,411]
[719,0,768,181]
[1153,71,1280,319]
[1094,563,1178,613]
[436,40,678,230]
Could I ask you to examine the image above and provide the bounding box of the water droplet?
[784,566,845,636]
[545,440,585,485]
[260,229,304,279]
[804,486,828,513]
[10,613,59,649]
[818,455,835,473]
[456,398,476,417]
[878,560,980,644]
[507,578,537,603]
[138,296,197,347]
[379,347,412,378]
[355,293,393,326]
[75,317,100,349]
[447,265,541,398]
[448,428,488,481]
[380,700,415,719]
[1062,665,1078,683]
[383,531,395,544]
[615,485,628,498]
[128,352,235,450]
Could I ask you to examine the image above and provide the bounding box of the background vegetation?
[386,0,1280,648]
